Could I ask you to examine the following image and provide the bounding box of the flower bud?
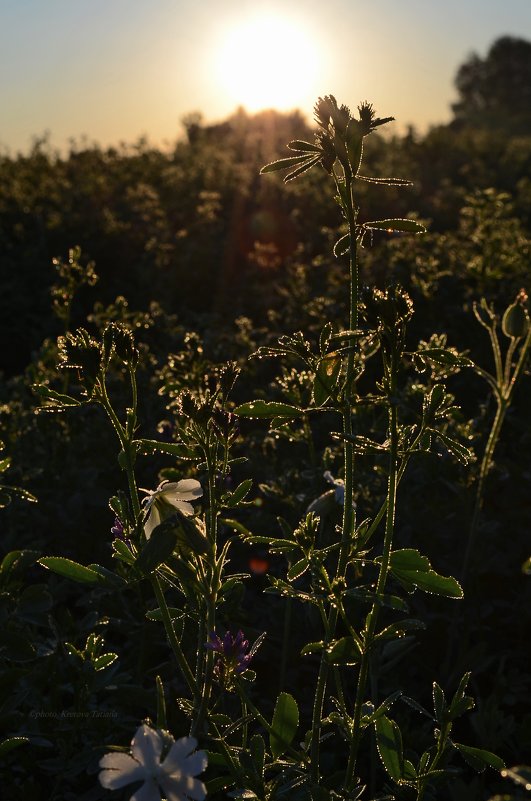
[502,290,529,339]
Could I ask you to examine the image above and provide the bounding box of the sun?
[214,13,319,112]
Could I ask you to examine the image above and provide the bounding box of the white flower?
[99,724,208,801]
[142,479,203,539]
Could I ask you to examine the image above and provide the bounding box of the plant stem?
[192,447,219,735]
[344,349,399,790]
[310,174,358,782]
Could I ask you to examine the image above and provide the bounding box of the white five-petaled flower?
[142,479,203,539]
[99,724,208,801]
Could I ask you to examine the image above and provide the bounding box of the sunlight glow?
[214,13,319,112]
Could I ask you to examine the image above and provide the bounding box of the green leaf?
[300,640,325,656]
[313,353,342,406]
[333,234,350,258]
[343,588,409,612]
[112,538,136,565]
[454,743,505,772]
[134,439,196,460]
[287,140,322,153]
[432,430,475,466]
[38,557,102,584]
[326,636,362,665]
[362,218,426,234]
[346,119,363,174]
[376,619,426,641]
[136,525,178,574]
[233,400,304,419]
[146,606,183,622]
[93,652,118,671]
[225,479,252,508]
[156,675,167,729]
[270,692,299,759]
[0,736,29,758]
[287,556,309,581]
[375,715,404,782]
[433,682,447,722]
[33,385,81,407]
[417,347,473,368]
[0,550,40,579]
[250,734,266,778]
[357,175,413,186]
[388,549,463,599]
[261,155,314,174]
[284,155,321,182]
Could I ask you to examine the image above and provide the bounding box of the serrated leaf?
[270,692,298,759]
[234,400,304,419]
[362,218,426,234]
[375,715,404,782]
[455,743,505,772]
[388,549,463,598]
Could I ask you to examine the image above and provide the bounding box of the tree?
[452,36,531,133]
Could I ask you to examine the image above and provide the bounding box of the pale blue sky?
[1,0,530,152]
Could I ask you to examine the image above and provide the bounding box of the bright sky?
[1,0,530,152]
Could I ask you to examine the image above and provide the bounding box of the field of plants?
[0,37,530,801]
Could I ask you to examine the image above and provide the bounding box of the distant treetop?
[452,36,531,133]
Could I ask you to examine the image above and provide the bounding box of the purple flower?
[206,630,253,685]
[111,517,125,538]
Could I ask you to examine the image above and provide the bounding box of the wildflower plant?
[31,95,508,800]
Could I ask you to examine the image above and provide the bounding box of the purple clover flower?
[206,630,253,684]
[111,516,125,538]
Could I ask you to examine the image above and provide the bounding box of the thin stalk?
[152,575,198,697]
[279,596,292,693]
[310,174,358,782]
[460,399,506,586]
[100,373,197,696]
[192,446,219,735]
[344,351,399,790]
[461,326,530,586]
